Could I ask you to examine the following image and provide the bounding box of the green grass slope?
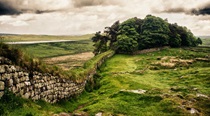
[19,40,94,58]
[0,37,210,116]
[71,47,210,115]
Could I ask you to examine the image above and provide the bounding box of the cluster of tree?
[91,15,202,55]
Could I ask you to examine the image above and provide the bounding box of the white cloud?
[0,15,30,26]
[9,20,28,26]
[0,0,210,35]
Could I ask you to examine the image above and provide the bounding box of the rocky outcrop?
[0,51,114,103]
[134,46,169,54]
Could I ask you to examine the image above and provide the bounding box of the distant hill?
[199,36,210,47]
[198,36,210,39]
[0,33,19,36]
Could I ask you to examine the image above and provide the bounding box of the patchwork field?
[2,34,95,70]
[18,40,94,58]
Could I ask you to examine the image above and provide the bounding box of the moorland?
[0,15,209,116]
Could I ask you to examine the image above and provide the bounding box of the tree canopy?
[91,15,202,55]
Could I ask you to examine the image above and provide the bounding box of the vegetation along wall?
[0,51,114,103]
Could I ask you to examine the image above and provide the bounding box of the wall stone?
[0,81,4,90]
[0,51,114,103]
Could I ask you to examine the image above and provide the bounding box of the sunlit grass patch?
[71,47,210,115]
[1,41,210,115]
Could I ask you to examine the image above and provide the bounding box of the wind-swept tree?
[104,21,120,49]
[91,31,109,55]
[196,37,202,45]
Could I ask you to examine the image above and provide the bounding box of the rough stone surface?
[0,61,83,102]
[187,108,199,114]
[120,89,147,94]
[0,57,12,64]
[8,79,13,87]
[196,93,209,99]
[0,65,6,73]
[0,81,5,90]
[58,112,71,116]
[95,112,103,116]
[0,52,114,103]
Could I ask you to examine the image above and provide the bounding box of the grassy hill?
[0,36,209,116]
[1,48,210,116]
[68,46,210,115]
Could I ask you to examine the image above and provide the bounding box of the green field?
[2,34,95,70]
[1,47,209,116]
[19,40,94,70]
[1,34,94,58]
[17,40,94,58]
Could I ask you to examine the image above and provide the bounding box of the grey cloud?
[0,1,22,15]
[72,0,121,8]
[32,10,58,14]
[0,0,121,16]
[73,0,105,8]
[198,7,210,15]
[161,2,210,16]
[163,7,188,13]
[192,4,210,15]
[0,0,64,15]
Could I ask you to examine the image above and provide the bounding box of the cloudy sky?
[0,0,210,36]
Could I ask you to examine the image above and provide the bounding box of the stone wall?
[0,51,114,103]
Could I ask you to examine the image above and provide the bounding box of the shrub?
[0,89,25,115]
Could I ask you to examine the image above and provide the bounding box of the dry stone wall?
[0,51,114,103]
